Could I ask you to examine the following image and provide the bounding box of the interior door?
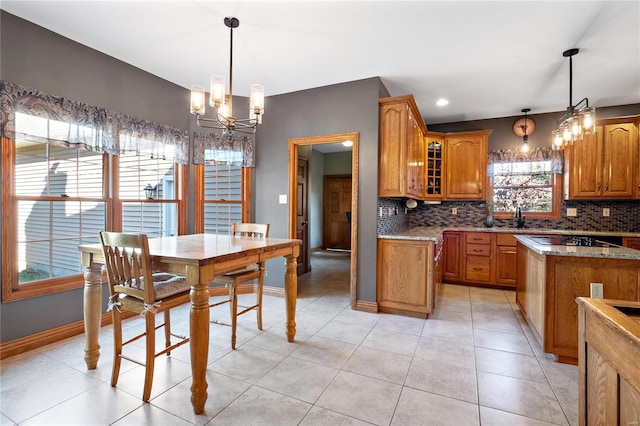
[323,175,352,250]
[296,157,310,275]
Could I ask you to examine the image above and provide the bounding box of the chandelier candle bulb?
[209,75,225,107]
[190,85,206,115]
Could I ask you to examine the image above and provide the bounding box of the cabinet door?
[495,245,517,286]
[379,102,408,197]
[406,113,423,199]
[377,239,432,317]
[602,122,637,198]
[443,232,461,280]
[445,132,489,200]
[568,129,603,198]
[424,133,445,200]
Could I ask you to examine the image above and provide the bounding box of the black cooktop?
[529,235,620,247]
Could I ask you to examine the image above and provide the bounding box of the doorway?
[288,132,359,308]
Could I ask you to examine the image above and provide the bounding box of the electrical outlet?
[567,208,577,217]
[451,207,458,215]
[278,194,287,204]
[590,283,604,299]
[388,207,394,216]
[603,208,610,217]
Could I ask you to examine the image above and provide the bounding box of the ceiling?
[2,1,639,132]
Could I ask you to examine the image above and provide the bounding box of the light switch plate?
[278,194,287,204]
[567,208,577,217]
[603,208,610,217]
[451,208,458,215]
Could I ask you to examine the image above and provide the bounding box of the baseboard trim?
[1,284,285,360]
[355,300,378,313]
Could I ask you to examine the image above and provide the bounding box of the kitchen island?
[515,235,640,364]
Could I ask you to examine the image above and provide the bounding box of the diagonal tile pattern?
[0,249,578,425]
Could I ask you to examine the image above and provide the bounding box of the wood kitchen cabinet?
[564,117,639,199]
[495,233,518,286]
[378,95,427,198]
[463,232,492,283]
[377,238,437,318]
[444,130,491,200]
[577,298,640,425]
[424,132,445,200]
[442,231,461,281]
[624,237,640,250]
[443,231,518,289]
[517,242,640,364]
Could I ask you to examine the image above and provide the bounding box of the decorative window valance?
[488,147,563,176]
[192,132,255,167]
[0,80,189,164]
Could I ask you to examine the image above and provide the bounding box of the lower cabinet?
[377,238,436,318]
[444,231,518,289]
[623,237,640,250]
[577,298,640,424]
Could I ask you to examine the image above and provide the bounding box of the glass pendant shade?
[249,84,265,121]
[190,85,206,115]
[209,75,225,107]
[581,107,596,133]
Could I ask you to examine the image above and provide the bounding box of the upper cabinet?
[378,95,427,198]
[564,117,638,200]
[424,132,445,200]
[444,130,492,200]
[379,95,491,201]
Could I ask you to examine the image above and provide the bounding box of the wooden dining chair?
[210,223,270,349]
[99,231,191,402]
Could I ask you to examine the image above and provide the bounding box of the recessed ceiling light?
[436,98,449,107]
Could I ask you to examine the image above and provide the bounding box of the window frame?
[489,168,562,220]
[194,164,251,234]
[1,136,187,302]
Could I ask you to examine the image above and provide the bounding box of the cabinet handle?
[605,182,609,191]
[472,267,483,271]
[597,182,601,191]
[472,249,483,252]
[473,238,483,241]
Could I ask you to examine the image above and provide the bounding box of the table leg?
[188,267,209,414]
[284,253,298,342]
[83,263,103,369]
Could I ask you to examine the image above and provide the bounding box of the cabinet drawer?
[496,233,517,247]
[466,232,491,244]
[466,244,491,256]
[465,256,491,282]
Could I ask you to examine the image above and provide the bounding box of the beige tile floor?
[0,250,578,425]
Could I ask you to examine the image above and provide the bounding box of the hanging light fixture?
[513,108,535,153]
[190,17,264,134]
[552,48,596,149]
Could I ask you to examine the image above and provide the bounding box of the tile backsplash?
[378,198,640,235]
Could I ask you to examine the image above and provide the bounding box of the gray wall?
[253,78,381,302]
[0,11,383,342]
[0,11,193,342]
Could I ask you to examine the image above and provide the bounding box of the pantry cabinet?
[377,238,437,318]
[444,130,491,200]
[378,95,427,198]
[564,117,638,199]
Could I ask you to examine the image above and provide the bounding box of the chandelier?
[189,17,264,134]
[552,48,595,149]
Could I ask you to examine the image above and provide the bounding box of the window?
[488,148,563,220]
[15,135,106,285]
[193,133,254,234]
[1,81,190,301]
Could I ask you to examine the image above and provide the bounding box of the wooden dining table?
[78,233,301,414]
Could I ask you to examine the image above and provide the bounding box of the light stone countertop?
[514,235,640,260]
[378,227,640,260]
[378,226,640,241]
